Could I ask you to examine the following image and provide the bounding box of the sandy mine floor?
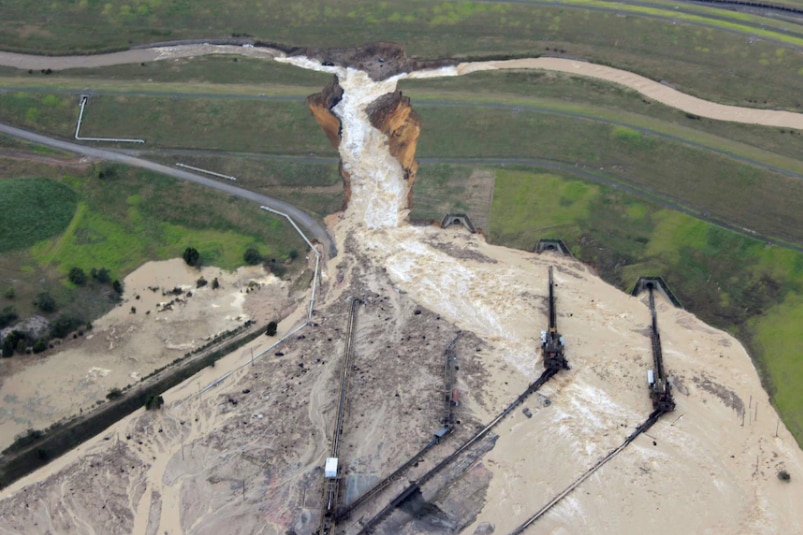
[0,258,291,451]
[1,223,801,535]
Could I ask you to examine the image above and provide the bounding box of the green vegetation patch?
[751,293,803,440]
[489,170,598,250]
[0,178,78,252]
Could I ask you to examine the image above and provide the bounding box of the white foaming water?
[277,56,541,376]
[277,56,411,228]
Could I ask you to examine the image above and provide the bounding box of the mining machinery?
[541,266,569,372]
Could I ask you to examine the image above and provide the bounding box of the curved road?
[0,122,337,257]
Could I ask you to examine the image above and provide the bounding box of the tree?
[32,339,47,354]
[93,267,111,284]
[778,470,791,482]
[144,394,164,411]
[50,316,82,339]
[183,247,201,267]
[35,292,56,313]
[244,248,262,265]
[196,277,208,288]
[211,277,220,289]
[289,249,299,261]
[68,267,87,286]
[112,280,123,295]
[3,331,26,358]
[266,321,278,337]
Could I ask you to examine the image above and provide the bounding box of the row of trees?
[68,266,123,294]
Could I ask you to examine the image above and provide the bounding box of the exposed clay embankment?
[306,66,422,215]
[366,90,421,209]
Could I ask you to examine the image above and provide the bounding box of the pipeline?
[509,408,668,534]
[337,335,461,521]
[318,297,362,535]
[357,367,559,534]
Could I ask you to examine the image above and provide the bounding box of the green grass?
[0,1,801,110]
[57,55,333,87]
[417,106,803,247]
[1,160,305,323]
[751,293,803,440]
[488,170,598,250]
[486,165,803,444]
[0,178,79,252]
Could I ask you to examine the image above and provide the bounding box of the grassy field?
[0,178,78,252]
[0,1,801,111]
[0,158,305,323]
[478,166,803,442]
[416,105,803,247]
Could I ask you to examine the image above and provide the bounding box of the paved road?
[0,121,337,257]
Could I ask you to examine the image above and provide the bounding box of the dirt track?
[1,45,802,129]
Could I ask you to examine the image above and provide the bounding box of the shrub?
[68,267,87,286]
[244,247,262,265]
[266,321,278,336]
[35,292,56,313]
[183,247,201,267]
[112,280,123,295]
[778,470,791,482]
[50,315,83,339]
[106,388,123,400]
[196,277,208,288]
[0,306,17,328]
[212,277,220,289]
[32,339,47,353]
[4,287,15,299]
[289,249,299,261]
[144,394,164,411]
[91,267,112,284]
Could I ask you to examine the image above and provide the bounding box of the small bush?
[266,321,278,336]
[50,315,83,339]
[106,388,123,400]
[244,247,262,265]
[68,267,87,286]
[212,277,220,289]
[144,394,164,411]
[0,306,17,328]
[35,292,57,313]
[778,470,791,482]
[32,339,47,353]
[183,247,200,267]
[196,277,208,288]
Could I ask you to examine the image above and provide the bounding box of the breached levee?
[2,44,803,535]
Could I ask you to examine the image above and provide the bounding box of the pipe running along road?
[0,121,336,257]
